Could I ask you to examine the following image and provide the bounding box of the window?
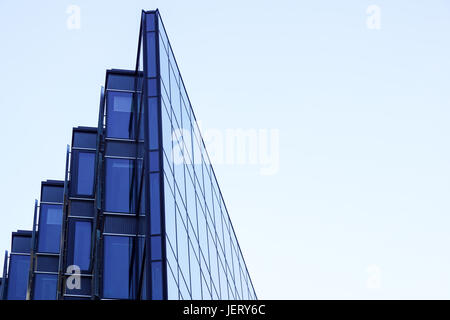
[105,158,134,213]
[11,235,31,253]
[38,204,62,253]
[33,274,57,300]
[73,131,97,149]
[73,221,91,270]
[151,261,163,300]
[6,255,30,300]
[106,91,133,139]
[41,185,64,203]
[76,152,95,196]
[103,236,132,299]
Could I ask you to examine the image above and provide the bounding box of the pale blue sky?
[0,0,449,299]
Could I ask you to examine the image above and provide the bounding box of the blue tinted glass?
[103,236,131,299]
[107,74,138,91]
[105,158,133,213]
[33,274,57,300]
[149,150,159,172]
[151,236,162,261]
[146,13,155,31]
[150,173,161,235]
[7,255,30,300]
[148,97,159,150]
[74,221,91,270]
[148,78,157,96]
[38,204,62,253]
[11,235,31,253]
[70,200,94,217]
[73,131,97,149]
[106,91,133,139]
[151,261,163,300]
[77,152,95,196]
[146,32,156,77]
[159,43,169,95]
[36,255,59,273]
[41,185,64,203]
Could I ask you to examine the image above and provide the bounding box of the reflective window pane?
[7,255,30,300]
[103,236,132,299]
[73,221,91,270]
[106,91,133,139]
[33,274,57,300]
[76,152,95,196]
[38,204,62,253]
[105,158,134,213]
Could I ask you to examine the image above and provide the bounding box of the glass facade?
[5,232,32,300]
[1,9,256,300]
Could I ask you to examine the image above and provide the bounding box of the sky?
[0,0,450,299]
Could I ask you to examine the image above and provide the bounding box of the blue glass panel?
[6,255,30,300]
[150,172,161,235]
[105,158,133,213]
[107,74,139,91]
[70,200,94,217]
[36,255,59,272]
[106,91,133,139]
[11,235,31,253]
[103,236,131,299]
[41,185,64,203]
[164,174,176,246]
[73,131,97,149]
[77,152,95,196]
[38,204,62,253]
[151,261,163,300]
[73,221,91,270]
[146,32,156,78]
[33,274,57,300]
[145,13,155,31]
[149,150,159,172]
[148,97,159,150]
[151,235,162,261]
[148,78,157,97]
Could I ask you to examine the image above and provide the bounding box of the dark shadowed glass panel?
[77,152,95,196]
[6,255,30,300]
[36,255,59,272]
[37,204,62,253]
[106,91,133,139]
[73,131,97,149]
[41,185,64,203]
[74,221,91,270]
[11,235,31,253]
[103,236,132,299]
[69,200,94,217]
[33,274,57,300]
[105,158,134,213]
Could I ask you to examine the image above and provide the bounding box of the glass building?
[0,10,256,300]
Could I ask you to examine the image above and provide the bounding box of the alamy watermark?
[66,5,81,30]
[172,125,280,176]
[366,5,381,30]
